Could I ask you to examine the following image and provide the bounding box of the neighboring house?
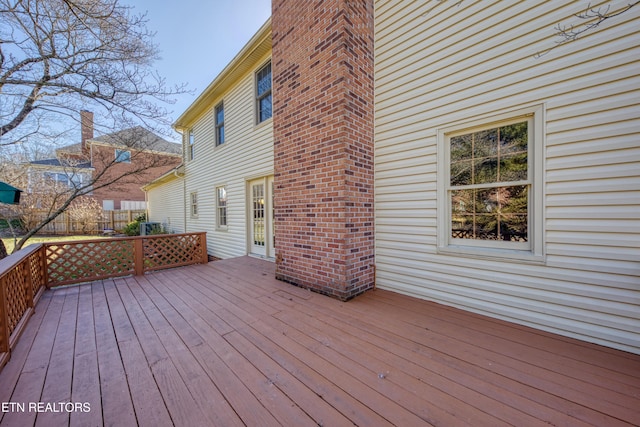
[31,111,182,210]
[25,158,93,194]
[142,165,186,234]
[146,1,639,355]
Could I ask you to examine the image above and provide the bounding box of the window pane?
[216,106,224,124]
[451,186,528,242]
[252,184,265,246]
[450,159,472,186]
[473,128,498,158]
[188,131,195,160]
[217,187,227,227]
[500,122,528,154]
[474,156,498,184]
[257,63,271,96]
[450,134,472,162]
[499,152,528,182]
[115,149,131,162]
[260,94,272,121]
[450,121,528,186]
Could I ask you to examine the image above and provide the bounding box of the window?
[190,192,198,217]
[44,172,69,186]
[215,102,225,146]
[216,186,227,228]
[438,105,543,259]
[115,149,131,163]
[256,61,272,123]
[43,172,82,188]
[188,130,195,161]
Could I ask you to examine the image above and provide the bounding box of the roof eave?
[173,17,272,131]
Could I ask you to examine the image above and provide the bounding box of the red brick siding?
[90,145,180,210]
[272,0,375,300]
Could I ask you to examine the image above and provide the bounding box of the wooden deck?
[1,256,638,426]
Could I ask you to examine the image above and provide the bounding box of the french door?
[248,176,274,258]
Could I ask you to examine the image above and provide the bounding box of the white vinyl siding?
[146,177,185,234]
[374,0,640,353]
[183,52,274,259]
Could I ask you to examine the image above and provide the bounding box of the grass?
[1,235,111,255]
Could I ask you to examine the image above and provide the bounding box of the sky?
[124,0,272,141]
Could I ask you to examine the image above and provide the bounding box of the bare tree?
[0,127,179,251]
[0,0,185,146]
[67,196,103,233]
[0,0,184,252]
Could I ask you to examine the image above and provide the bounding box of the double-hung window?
[190,192,198,217]
[215,102,225,146]
[188,130,195,161]
[216,186,227,228]
[44,172,69,187]
[256,62,272,123]
[438,105,543,259]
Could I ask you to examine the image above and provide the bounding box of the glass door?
[249,177,274,257]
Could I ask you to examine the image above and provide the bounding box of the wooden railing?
[0,232,207,370]
[0,244,47,371]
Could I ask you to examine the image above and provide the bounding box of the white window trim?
[216,185,228,230]
[436,104,545,263]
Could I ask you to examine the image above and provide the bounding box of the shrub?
[123,213,147,236]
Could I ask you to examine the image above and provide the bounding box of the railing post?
[134,237,144,276]
[0,278,9,353]
[200,233,209,264]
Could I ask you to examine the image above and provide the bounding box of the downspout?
[144,188,149,222]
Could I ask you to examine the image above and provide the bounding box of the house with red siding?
[29,111,181,210]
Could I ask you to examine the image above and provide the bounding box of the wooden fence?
[0,232,207,371]
[26,209,146,235]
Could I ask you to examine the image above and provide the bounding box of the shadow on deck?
[1,256,639,426]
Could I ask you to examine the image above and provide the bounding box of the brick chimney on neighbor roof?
[80,110,94,155]
[272,0,375,300]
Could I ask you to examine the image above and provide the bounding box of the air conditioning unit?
[140,222,161,236]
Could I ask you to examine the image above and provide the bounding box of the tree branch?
[536,1,640,57]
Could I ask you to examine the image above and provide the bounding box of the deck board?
[1,256,639,426]
[35,286,79,427]
[70,283,101,427]
[92,281,138,427]
[353,295,640,419]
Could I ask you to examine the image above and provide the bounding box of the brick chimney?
[80,110,94,155]
[272,0,375,300]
